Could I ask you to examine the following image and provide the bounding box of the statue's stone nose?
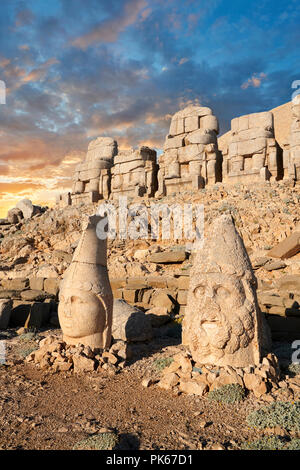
[64,297,72,318]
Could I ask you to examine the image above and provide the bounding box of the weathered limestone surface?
[110,146,158,198]
[268,223,300,259]
[156,105,221,196]
[16,199,43,219]
[58,215,113,349]
[222,111,282,183]
[112,299,153,342]
[182,214,269,368]
[71,137,117,205]
[289,98,300,180]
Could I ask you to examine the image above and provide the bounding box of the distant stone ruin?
[55,101,300,210]
[156,105,221,196]
[70,137,117,206]
[222,111,282,183]
[111,146,158,199]
[289,99,300,180]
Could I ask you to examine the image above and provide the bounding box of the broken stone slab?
[112,299,152,342]
[252,257,270,269]
[243,373,268,398]
[7,208,23,224]
[276,275,300,294]
[20,290,49,302]
[151,291,175,313]
[0,300,12,329]
[179,379,208,396]
[44,278,60,296]
[16,199,42,219]
[258,293,284,307]
[158,372,180,390]
[73,354,96,373]
[268,229,300,259]
[29,278,45,291]
[0,290,22,300]
[149,251,187,264]
[264,260,287,271]
[1,278,29,290]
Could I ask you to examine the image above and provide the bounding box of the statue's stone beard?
[191,300,255,361]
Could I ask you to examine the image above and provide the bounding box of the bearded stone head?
[182,214,264,368]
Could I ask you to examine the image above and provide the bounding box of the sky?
[0,0,299,217]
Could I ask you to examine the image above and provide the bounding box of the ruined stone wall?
[71,137,117,205]
[289,99,300,180]
[222,111,283,183]
[56,102,300,210]
[111,146,158,199]
[156,105,221,196]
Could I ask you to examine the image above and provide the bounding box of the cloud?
[71,0,147,49]
[241,72,267,89]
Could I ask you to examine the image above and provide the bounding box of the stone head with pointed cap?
[58,214,113,350]
[182,214,266,368]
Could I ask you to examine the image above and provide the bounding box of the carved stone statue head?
[58,215,113,350]
[182,214,266,367]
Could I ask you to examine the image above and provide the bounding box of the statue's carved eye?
[215,286,230,298]
[194,285,205,298]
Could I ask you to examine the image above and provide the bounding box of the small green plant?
[18,345,38,358]
[286,439,300,450]
[287,363,300,377]
[153,357,174,371]
[241,436,286,450]
[241,436,300,451]
[247,402,300,431]
[73,432,119,450]
[207,383,245,404]
[18,332,37,343]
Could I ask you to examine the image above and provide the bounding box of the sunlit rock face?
[182,214,268,368]
[58,215,113,350]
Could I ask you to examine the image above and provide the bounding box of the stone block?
[200,114,219,134]
[177,290,187,305]
[1,278,29,290]
[0,290,21,300]
[177,276,190,289]
[21,290,49,302]
[276,275,300,294]
[123,289,138,304]
[147,277,167,289]
[110,278,127,290]
[268,230,300,259]
[184,115,199,132]
[149,251,187,264]
[164,135,185,151]
[0,300,12,329]
[44,278,60,297]
[29,278,45,291]
[185,129,216,146]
